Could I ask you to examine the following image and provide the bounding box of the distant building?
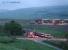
[64,19,68,25]
[53,19,63,25]
[35,19,42,24]
[35,19,68,25]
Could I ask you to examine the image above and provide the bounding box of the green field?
[0,40,55,50]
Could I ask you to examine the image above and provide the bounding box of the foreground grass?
[0,43,22,50]
[0,40,55,50]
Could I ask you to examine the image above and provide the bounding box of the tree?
[4,20,22,36]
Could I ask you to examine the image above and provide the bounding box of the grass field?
[0,40,55,50]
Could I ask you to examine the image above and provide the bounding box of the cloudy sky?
[0,0,68,10]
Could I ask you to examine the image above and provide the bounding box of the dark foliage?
[4,20,23,36]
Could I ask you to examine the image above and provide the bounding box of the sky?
[0,0,68,10]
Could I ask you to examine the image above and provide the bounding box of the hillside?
[0,6,68,19]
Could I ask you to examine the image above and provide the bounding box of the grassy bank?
[43,40,62,48]
[0,39,55,50]
[43,40,68,50]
